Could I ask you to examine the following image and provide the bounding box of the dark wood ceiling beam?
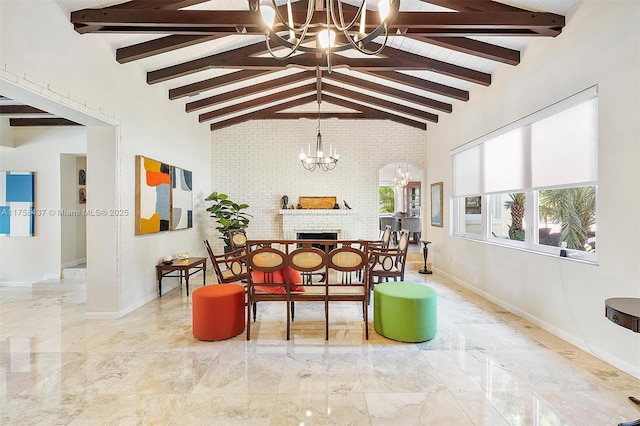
[9,118,81,126]
[147,42,267,84]
[116,34,221,63]
[410,36,520,65]
[325,72,452,113]
[322,93,427,130]
[73,0,209,34]
[271,112,366,119]
[361,70,469,101]
[0,105,49,115]
[316,68,322,104]
[370,43,491,86]
[71,10,564,37]
[154,55,491,86]
[73,25,555,37]
[108,0,210,10]
[419,0,562,36]
[420,0,528,13]
[324,83,438,123]
[209,94,427,131]
[209,94,318,131]
[186,71,314,113]
[71,10,260,32]
[169,70,274,99]
[199,83,317,123]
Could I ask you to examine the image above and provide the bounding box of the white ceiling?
[11,0,584,127]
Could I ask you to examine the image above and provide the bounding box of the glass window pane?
[464,196,482,235]
[491,193,526,241]
[537,186,596,252]
[379,186,395,213]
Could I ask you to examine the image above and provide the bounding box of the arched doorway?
[378,163,424,215]
[378,163,424,243]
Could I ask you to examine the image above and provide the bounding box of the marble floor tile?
[1,267,638,425]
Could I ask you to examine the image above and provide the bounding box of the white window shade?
[452,92,597,196]
[453,145,482,197]
[531,98,598,188]
[483,127,529,194]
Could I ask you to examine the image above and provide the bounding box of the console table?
[604,297,640,426]
[605,297,640,333]
[156,257,206,297]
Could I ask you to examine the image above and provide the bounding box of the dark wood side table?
[605,297,640,426]
[156,257,206,297]
[606,297,640,333]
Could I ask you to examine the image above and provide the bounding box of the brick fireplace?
[279,209,356,240]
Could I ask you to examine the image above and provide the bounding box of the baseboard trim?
[62,258,87,269]
[0,281,33,287]
[84,291,160,320]
[43,273,61,280]
[434,267,640,380]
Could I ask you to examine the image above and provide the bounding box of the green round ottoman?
[374,282,437,342]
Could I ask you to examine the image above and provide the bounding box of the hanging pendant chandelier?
[249,0,400,73]
[299,102,338,171]
[393,163,410,189]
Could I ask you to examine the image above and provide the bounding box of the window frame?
[451,87,598,264]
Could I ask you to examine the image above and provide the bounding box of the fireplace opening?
[297,232,338,251]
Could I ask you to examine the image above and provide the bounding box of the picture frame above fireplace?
[299,196,336,209]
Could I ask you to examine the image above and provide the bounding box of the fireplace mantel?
[279,209,356,239]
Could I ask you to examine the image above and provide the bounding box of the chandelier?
[299,102,338,171]
[249,0,400,73]
[393,163,410,189]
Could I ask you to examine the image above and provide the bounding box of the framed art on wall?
[171,166,193,230]
[135,155,171,235]
[430,182,443,227]
[0,171,36,237]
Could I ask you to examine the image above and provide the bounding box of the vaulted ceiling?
[4,0,581,129]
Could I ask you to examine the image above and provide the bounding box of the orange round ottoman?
[192,284,245,341]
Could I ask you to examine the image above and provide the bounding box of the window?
[379,186,395,213]
[451,87,598,262]
[491,192,526,242]
[537,186,596,253]
[463,196,482,236]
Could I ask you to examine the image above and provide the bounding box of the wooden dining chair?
[327,242,370,339]
[204,239,247,284]
[368,230,410,294]
[245,245,291,340]
[287,245,328,323]
[204,239,255,319]
[228,229,248,252]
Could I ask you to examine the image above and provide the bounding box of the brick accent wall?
[208,119,426,253]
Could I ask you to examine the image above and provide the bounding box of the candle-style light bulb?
[287,0,295,41]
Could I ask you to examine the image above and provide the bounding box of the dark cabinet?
[405,182,421,216]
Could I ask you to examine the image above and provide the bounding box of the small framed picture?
[79,169,86,185]
[430,182,443,227]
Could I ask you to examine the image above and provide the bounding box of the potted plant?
[205,192,251,249]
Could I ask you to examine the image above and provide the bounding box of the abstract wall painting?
[171,166,193,230]
[0,171,36,237]
[135,155,171,235]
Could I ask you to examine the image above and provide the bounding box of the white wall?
[208,119,427,253]
[0,127,86,282]
[76,156,87,262]
[426,0,640,377]
[60,154,87,267]
[0,0,211,315]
